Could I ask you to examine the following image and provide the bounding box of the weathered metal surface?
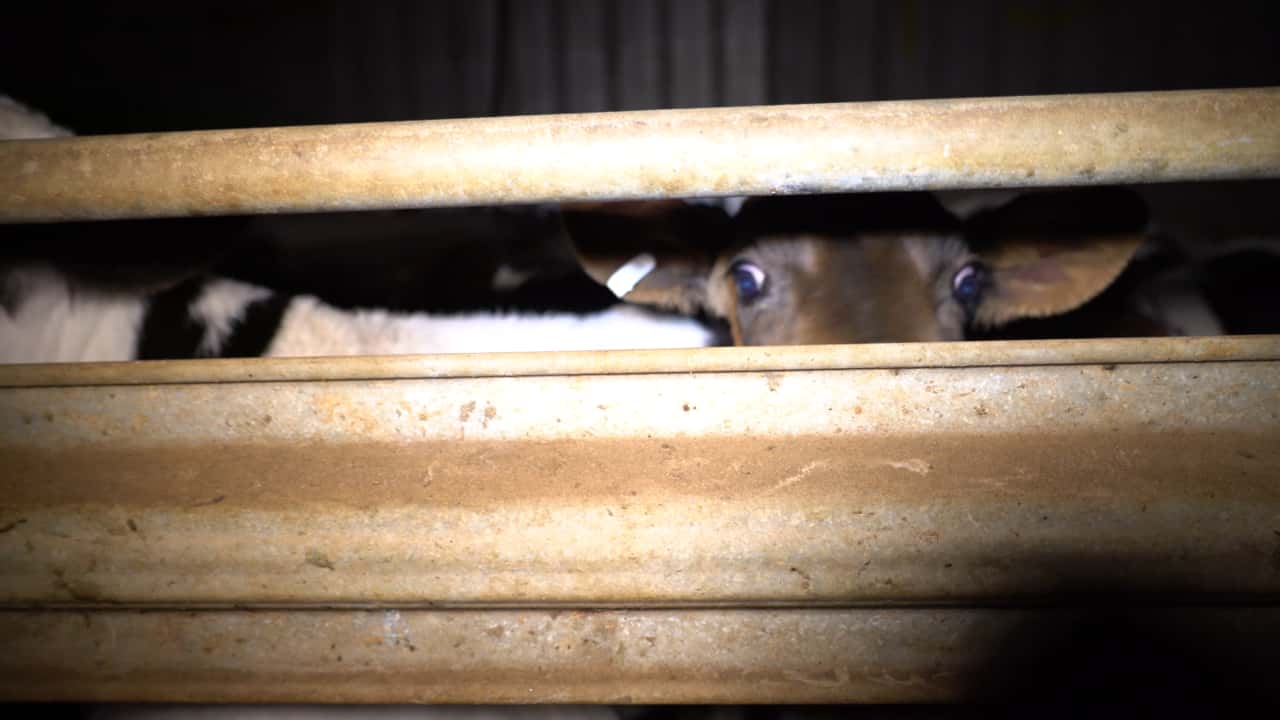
[4,607,1278,703]
[1,334,1276,388]
[1,88,1277,222]
[2,338,1278,607]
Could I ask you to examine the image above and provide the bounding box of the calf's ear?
[559,200,731,316]
[968,187,1149,327]
[975,233,1145,327]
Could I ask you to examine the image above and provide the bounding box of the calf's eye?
[730,260,767,304]
[951,262,987,308]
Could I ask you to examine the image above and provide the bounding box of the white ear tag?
[606,253,657,299]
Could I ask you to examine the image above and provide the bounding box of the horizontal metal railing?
[1,87,1277,222]
[2,336,1279,701]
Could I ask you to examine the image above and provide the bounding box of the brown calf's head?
[561,188,1148,346]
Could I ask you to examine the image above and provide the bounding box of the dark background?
[4,0,1278,135]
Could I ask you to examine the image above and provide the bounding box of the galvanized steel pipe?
[2,87,1278,222]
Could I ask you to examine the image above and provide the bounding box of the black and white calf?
[0,263,716,364]
[0,95,716,363]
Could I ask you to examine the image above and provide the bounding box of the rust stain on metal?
[458,401,476,422]
[305,550,336,572]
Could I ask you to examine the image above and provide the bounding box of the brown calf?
[562,189,1150,346]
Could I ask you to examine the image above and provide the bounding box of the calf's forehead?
[722,234,963,345]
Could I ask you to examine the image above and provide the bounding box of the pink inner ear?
[998,259,1070,285]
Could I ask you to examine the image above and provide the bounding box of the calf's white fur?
[0,264,715,364]
[0,96,715,364]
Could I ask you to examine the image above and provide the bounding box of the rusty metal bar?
[3,337,1278,609]
[1,334,1276,388]
[2,87,1278,222]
